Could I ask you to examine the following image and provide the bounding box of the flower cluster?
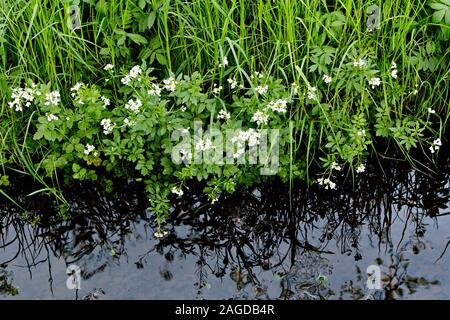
[317,177,336,190]
[100,95,110,108]
[104,64,114,71]
[171,186,184,196]
[121,65,142,85]
[163,76,177,92]
[353,58,366,68]
[307,87,318,101]
[179,148,192,163]
[322,74,332,84]
[123,118,136,127]
[230,129,261,159]
[251,71,264,79]
[219,57,228,68]
[148,83,162,97]
[124,98,143,114]
[70,82,83,97]
[368,77,381,89]
[46,114,59,122]
[154,229,169,238]
[251,110,270,125]
[213,84,223,95]
[266,99,288,113]
[8,85,39,112]
[217,109,231,120]
[44,91,60,107]
[255,84,268,95]
[430,138,442,154]
[231,129,261,147]
[100,118,116,135]
[356,164,366,173]
[331,162,342,171]
[84,144,95,155]
[227,78,238,89]
[391,62,398,79]
[195,137,216,151]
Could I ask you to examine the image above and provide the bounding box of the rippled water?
[1,157,449,300]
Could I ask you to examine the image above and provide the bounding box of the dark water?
[1,158,450,300]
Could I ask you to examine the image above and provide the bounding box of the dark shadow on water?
[1,156,450,299]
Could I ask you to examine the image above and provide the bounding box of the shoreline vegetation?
[0,0,449,226]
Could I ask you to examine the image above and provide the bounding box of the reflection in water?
[0,156,450,299]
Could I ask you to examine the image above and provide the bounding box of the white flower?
[219,57,228,68]
[84,144,95,155]
[171,186,184,196]
[44,91,60,106]
[100,96,110,108]
[430,138,442,154]
[213,84,223,95]
[266,99,288,113]
[163,76,177,92]
[428,108,436,114]
[8,86,37,112]
[129,65,142,78]
[391,69,398,79]
[121,65,142,85]
[391,62,398,79]
[322,74,332,84]
[124,98,142,114]
[211,196,219,204]
[412,89,418,95]
[255,85,268,95]
[195,137,216,151]
[231,129,261,147]
[353,58,366,68]
[251,71,264,79]
[217,110,231,120]
[246,128,261,147]
[368,77,381,89]
[356,164,366,173]
[357,129,366,137]
[180,148,192,163]
[434,138,442,146]
[148,83,161,97]
[100,118,116,135]
[121,76,131,85]
[104,64,114,71]
[154,229,169,238]
[227,78,238,89]
[317,177,336,190]
[251,110,269,125]
[307,87,318,100]
[331,162,342,171]
[47,114,59,122]
[70,82,83,97]
[123,118,136,127]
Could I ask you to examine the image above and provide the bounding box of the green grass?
[0,0,449,215]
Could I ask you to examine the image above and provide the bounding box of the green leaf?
[147,11,156,30]
[433,10,446,23]
[128,33,148,45]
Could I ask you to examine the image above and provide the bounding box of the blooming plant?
[1,0,447,227]
[5,53,443,224]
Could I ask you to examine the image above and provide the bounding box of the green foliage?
[0,0,448,224]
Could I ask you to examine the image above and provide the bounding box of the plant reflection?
[1,156,449,299]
